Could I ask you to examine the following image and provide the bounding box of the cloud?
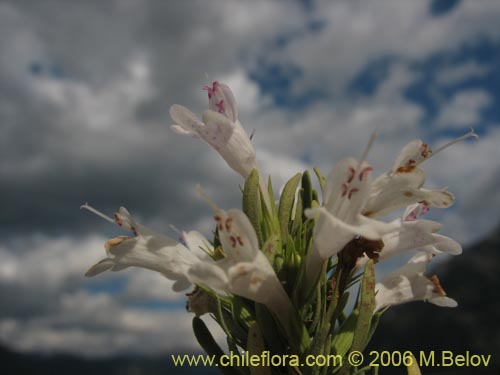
[2,0,500,356]
[0,291,224,356]
[435,89,492,128]
[434,60,490,86]
[0,234,228,356]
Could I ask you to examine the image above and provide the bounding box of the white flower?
[356,203,462,267]
[304,156,396,287]
[374,252,457,312]
[81,203,211,292]
[188,188,294,336]
[170,81,257,178]
[364,130,478,218]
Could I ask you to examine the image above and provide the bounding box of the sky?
[1,0,499,357]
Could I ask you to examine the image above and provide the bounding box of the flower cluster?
[82,81,476,374]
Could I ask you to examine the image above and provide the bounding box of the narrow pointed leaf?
[331,309,358,358]
[313,167,326,197]
[407,353,422,375]
[278,173,302,240]
[243,168,264,246]
[301,171,313,219]
[192,317,239,375]
[351,260,376,352]
[247,322,272,375]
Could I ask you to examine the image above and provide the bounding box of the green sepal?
[278,173,302,240]
[243,168,264,246]
[247,322,272,375]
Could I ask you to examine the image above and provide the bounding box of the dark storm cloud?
[0,0,277,236]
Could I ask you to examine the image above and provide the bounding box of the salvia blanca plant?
[82,80,477,375]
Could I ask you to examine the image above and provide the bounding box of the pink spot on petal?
[216,100,225,114]
[230,236,237,248]
[359,166,373,181]
[202,81,220,99]
[348,188,359,199]
[347,166,355,183]
[114,213,123,227]
[341,183,348,197]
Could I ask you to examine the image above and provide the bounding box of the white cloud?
[2,0,500,357]
[435,60,489,86]
[0,291,224,356]
[435,89,492,128]
[0,235,226,356]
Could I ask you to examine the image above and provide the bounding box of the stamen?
[358,131,378,169]
[80,203,115,224]
[196,184,219,212]
[422,128,478,164]
[105,236,131,250]
[430,275,446,296]
[420,144,432,158]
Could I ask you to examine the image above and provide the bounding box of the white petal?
[170,124,199,138]
[188,261,230,291]
[365,169,454,217]
[324,158,372,223]
[169,104,205,136]
[172,279,192,292]
[379,220,443,260]
[391,139,424,172]
[430,296,458,307]
[182,230,213,260]
[215,208,260,262]
[202,111,257,178]
[428,234,462,255]
[85,258,115,277]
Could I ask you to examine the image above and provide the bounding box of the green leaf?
[247,323,272,375]
[291,192,303,236]
[351,260,376,352]
[192,317,239,375]
[331,309,358,358]
[261,233,280,265]
[243,168,264,246]
[278,173,302,240]
[301,170,313,213]
[406,353,422,375]
[267,175,278,218]
[313,167,326,197]
[255,304,285,355]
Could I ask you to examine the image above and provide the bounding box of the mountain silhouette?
[369,225,500,374]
